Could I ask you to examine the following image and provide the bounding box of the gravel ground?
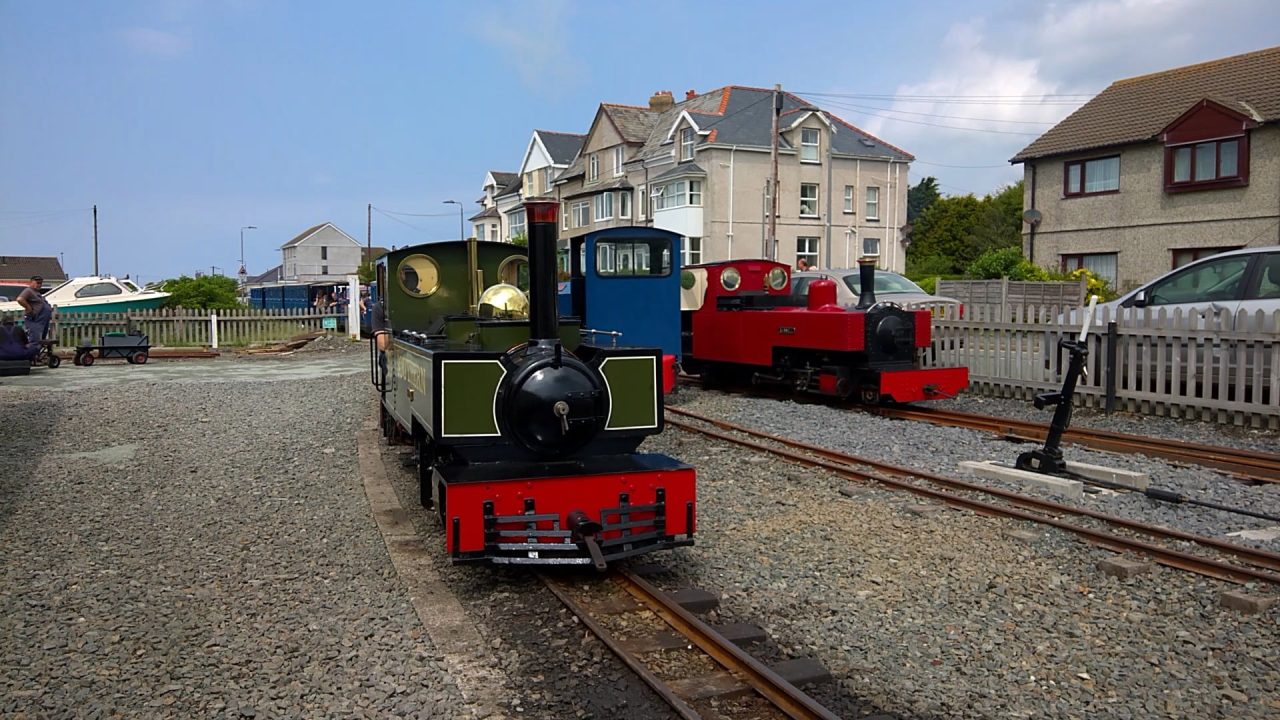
[683,388,1280,551]
[0,352,465,719]
[378,445,682,720]
[641,387,1280,719]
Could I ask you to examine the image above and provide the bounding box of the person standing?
[15,275,52,345]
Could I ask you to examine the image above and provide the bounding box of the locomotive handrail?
[581,328,623,347]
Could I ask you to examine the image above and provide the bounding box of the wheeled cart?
[74,331,151,366]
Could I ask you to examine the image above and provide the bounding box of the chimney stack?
[648,90,674,112]
[686,89,697,100]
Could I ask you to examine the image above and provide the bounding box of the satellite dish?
[1022,208,1043,226]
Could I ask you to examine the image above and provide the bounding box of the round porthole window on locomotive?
[765,266,788,290]
[398,254,441,297]
[497,255,530,291]
[721,266,741,291]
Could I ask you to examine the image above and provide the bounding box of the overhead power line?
[817,99,1045,136]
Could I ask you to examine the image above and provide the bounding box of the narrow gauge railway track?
[872,405,1280,484]
[542,569,841,720]
[666,407,1280,587]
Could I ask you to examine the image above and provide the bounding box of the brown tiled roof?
[0,255,67,282]
[1012,46,1280,162]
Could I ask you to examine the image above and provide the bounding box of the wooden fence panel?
[923,303,1278,427]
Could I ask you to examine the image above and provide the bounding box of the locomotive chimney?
[854,256,878,310]
[525,198,560,341]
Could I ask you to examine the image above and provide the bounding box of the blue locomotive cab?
[567,227,683,361]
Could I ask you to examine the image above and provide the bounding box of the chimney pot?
[686,89,697,100]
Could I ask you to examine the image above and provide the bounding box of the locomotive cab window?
[497,255,530,291]
[398,254,441,297]
[595,237,672,278]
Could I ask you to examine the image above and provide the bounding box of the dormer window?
[801,128,820,162]
[1160,99,1254,193]
[680,128,694,161]
[613,146,625,176]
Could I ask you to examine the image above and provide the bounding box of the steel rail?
[665,408,1280,586]
[543,570,841,720]
[873,406,1280,483]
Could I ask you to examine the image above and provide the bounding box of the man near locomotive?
[15,275,52,348]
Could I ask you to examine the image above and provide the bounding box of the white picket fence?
[2,307,347,348]
[925,304,1280,428]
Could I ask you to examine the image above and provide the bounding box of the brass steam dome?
[477,283,530,319]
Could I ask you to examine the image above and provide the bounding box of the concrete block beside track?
[1219,590,1276,615]
[1065,461,1150,490]
[1099,556,1154,580]
[959,460,1084,500]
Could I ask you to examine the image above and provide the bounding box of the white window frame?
[865,186,880,221]
[800,128,820,163]
[542,167,554,193]
[796,236,819,267]
[843,186,854,213]
[588,153,599,183]
[562,202,569,230]
[680,128,694,161]
[683,236,702,266]
[638,185,646,220]
[595,192,614,221]
[508,209,526,240]
[489,224,498,242]
[800,183,819,217]
[572,201,590,228]
[619,190,631,219]
[689,180,702,207]
[613,146,624,177]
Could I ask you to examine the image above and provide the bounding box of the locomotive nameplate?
[777,326,796,335]
[440,359,506,437]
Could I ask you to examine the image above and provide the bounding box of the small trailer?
[74,331,151,366]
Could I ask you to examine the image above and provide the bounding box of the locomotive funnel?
[854,256,877,310]
[525,199,560,340]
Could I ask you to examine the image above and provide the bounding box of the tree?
[160,275,241,309]
[907,176,941,221]
[905,194,983,276]
[510,232,528,248]
[969,181,1024,255]
[357,259,375,284]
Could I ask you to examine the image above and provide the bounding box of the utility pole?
[93,204,99,275]
[367,203,372,256]
[768,84,781,262]
[825,116,835,269]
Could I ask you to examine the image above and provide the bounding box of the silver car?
[791,269,962,314]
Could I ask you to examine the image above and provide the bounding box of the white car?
[1065,245,1280,329]
[791,269,962,314]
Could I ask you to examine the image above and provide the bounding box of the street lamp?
[239,225,257,283]
[443,200,464,242]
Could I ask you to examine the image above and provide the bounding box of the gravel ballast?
[0,353,465,719]
[640,387,1280,719]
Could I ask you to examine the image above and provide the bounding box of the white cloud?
[118,27,191,57]
[472,0,581,93]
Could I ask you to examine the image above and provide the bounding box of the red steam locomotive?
[680,258,968,403]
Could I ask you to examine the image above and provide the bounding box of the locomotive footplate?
[435,453,696,567]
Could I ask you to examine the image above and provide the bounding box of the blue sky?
[2,0,1278,283]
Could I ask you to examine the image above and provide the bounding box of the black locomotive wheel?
[47,355,61,369]
[860,388,879,405]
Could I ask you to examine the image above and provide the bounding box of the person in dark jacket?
[0,318,36,361]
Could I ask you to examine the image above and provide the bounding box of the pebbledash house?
[1011,46,1280,291]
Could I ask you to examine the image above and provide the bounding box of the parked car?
[1052,246,1279,404]
[791,269,962,315]
[1061,245,1280,329]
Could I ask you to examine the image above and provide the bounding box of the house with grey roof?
[471,171,519,242]
[278,222,362,283]
[1012,46,1280,290]
[553,87,915,272]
